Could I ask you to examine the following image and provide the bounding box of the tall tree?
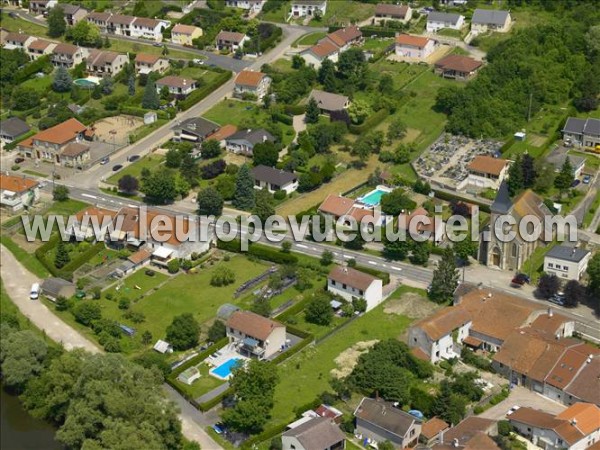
[428,247,459,303]
[233,164,255,210]
[52,67,72,93]
[317,59,337,92]
[537,274,561,299]
[128,74,136,96]
[587,253,600,315]
[142,168,178,203]
[197,187,224,216]
[0,329,48,389]
[142,81,160,109]
[563,279,585,308]
[305,96,320,124]
[507,155,524,196]
[48,6,66,38]
[179,153,201,186]
[305,293,333,325]
[166,314,199,350]
[252,189,275,223]
[554,157,574,194]
[253,141,279,167]
[54,240,71,269]
[118,174,139,194]
[201,139,222,159]
[521,154,537,188]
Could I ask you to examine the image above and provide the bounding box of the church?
[479,182,554,271]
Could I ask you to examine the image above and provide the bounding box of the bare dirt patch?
[383,293,439,320]
[330,340,379,379]
[90,115,143,146]
[402,128,422,143]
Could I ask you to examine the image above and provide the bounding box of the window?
[512,243,518,258]
[342,284,347,289]
[548,263,553,268]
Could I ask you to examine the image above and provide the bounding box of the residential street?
[0,244,223,450]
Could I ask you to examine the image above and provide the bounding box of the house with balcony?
[131,17,170,42]
[251,165,298,194]
[134,53,170,74]
[86,50,128,77]
[171,24,203,46]
[216,30,249,52]
[26,39,57,60]
[434,54,483,81]
[0,174,39,212]
[3,32,36,50]
[233,70,271,100]
[226,310,286,360]
[106,14,136,37]
[291,0,327,18]
[155,76,197,97]
[29,0,54,15]
[51,43,88,68]
[327,266,383,311]
[86,11,112,33]
[543,245,592,281]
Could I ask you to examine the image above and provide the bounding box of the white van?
[30,283,40,300]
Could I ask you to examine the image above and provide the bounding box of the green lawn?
[583,192,600,229]
[0,235,49,278]
[521,241,557,282]
[362,37,394,52]
[258,0,291,23]
[268,292,413,426]
[103,268,170,301]
[313,0,375,27]
[46,199,89,217]
[170,362,227,399]
[21,75,53,93]
[436,28,466,39]
[107,38,197,60]
[204,100,295,146]
[178,67,219,84]
[295,32,327,47]
[0,13,47,35]
[106,154,164,185]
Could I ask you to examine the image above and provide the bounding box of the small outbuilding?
[40,277,76,301]
[178,366,201,385]
[153,339,173,354]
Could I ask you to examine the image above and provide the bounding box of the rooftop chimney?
[548,307,553,317]
[453,438,459,448]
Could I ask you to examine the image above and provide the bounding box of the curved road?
[0,245,223,450]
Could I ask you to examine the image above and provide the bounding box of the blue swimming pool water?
[211,358,241,379]
[360,189,388,206]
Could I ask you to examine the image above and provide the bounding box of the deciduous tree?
[166,314,199,350]
[48,6,66,37]
[428,247,459,303]
[197,187,224,216]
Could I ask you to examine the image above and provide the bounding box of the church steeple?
[491,181,512,214]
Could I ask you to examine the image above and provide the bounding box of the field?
[295,32,327,47]
[312,0,375,27]
[258,0,291,23]
[106,154,164,184]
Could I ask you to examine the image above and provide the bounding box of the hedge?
[14,55,52,84]
[198,387,233,411]
[275,296,314,322]
[272,112,293,125]
[354,264,390,285]
[177,70,232,111]
[349,108,389,135]
[270,332,313,365]
[284,104,306,115]
[169,338,228,378]
[217,240,299,265]
[241,422,289,449]
[35,236,105,281]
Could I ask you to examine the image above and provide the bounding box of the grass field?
[46,199,89,217]
[521,241,557,283]
[314,0,375,27]
[0,235,49,278]
[295,32,327,47]
[258,0,290,23]
[106,154,164,185]
[0,13,47,35]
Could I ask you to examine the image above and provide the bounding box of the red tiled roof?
[156,75,194,89]
[306,40,339,58]
[556,403,600,436]
[467,155,509,176]
[413,307,472,341]
[0,174,38,193]
[172,24,199,35]
[135,53,162,64]
[206,124,237,142]
[318,194,354,217]
[128,248,151,265]
[435,54,483,73]
[422,417,449,440]
[30,118,87,145]
[235,70,267,87]
[226,310,284,341]
[325,26,361,47]
[396,34,430,48]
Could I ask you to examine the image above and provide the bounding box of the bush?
[118,298,131,310]
[273,190,286,200]
[168,259,180,273]
[210,266,235,287]
[349,109,389,135]
[284,104,306,115]
[217,240,299,265]
[177,71,232,111]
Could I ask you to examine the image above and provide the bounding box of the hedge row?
[168,338,228,378]
[349,108,389,135]
[274,295,314,322]
[217,240,299,265]
[284,104,306,115]
[178,70,232,111]
[354,264,390,285]
[35,236,105,281]
[432,189,491,213]
[198,387,233,412]
[15,55,52,84]
[328,25,398,38]
[272,112,293,125]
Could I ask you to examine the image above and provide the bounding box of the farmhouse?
[300,40,339,68]
[134,53,170,74]
[327,266,383,311]
[282,417,346,450]
[354,397,421,449]
[0,117,30,147]
[373,3,412,24]
[471,9,512,34]
[434,54,483,80]
[291,0,327,18]
[562,117,600,148]
[155,76,197,97]
[309,89,350,115]
[233,70,272,100]
[464,155,510,189]
[225,128,275,155]
[171,24,203,46]
[426,11,465,33]
[226,310,286,360]
[26,38,57,60]
[0,174,39,211]
[216,30,249,52]
[171,117,220,143]
[251,165,298,194]
[543,245,591,281]
[51,43,88,68]
[18,118,89,163]
[86,50,128,77]
[395,34,436,61]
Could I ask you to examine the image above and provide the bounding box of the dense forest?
[435,3,600,138]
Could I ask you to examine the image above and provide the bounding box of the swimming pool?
[210,358,242,379]
[73,78,99,88]
[359,188,389,207]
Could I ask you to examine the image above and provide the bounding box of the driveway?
[478,386,566,421]
[0,244,223,450]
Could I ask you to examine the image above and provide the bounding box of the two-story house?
[29,0,54,15]
[225,0,266,13]
[3,32,36,50]
[408,307,472,363]
[354,398,421,449]
[155,75,196,97]
[106,14,136,37]
[562,117,600,148]
[134,53,170,74]
[226,310,286,360]
[18,118,89,163]
[131,17,170,42]
[233,70,271,100]
[59,4,88,25]
[426,11,465,33]
[51,43,88,68]
[395,34,436,61]
[26,38,57,60]
[225,128,275,155]
[471,9,512,34]
[373,3,412,24]
[463,155,510,190]
[0,174,39,212]
[291,0,327,18]
[86,11,112,33]
[86,50,128,77]
[251,165,298,195]
[282,417,345,450]
[171,24,203,46]
[327,266,383,311]
[544,245,592,281]
[215,30,249,52]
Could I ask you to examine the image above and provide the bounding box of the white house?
[408,307,472,363]
[233,70,271,100]
[130,17,170,42]
[426,11,465,33]
[282,417,346,450]
[0,174,39,212]
[251,165,298,195]
[155,76,197,97]
[216,30,249,52]
[463,155,510,190]
[509,403,600,450]
[225,0,266,13]
[395,34,436,61]
[543,245,592,281]
[373,3,412,24]
[134,53,170,74]
[51,43,89,68]
[299,40,339,68]
[327,266,383,311]
[291,0,327,18]
[86,50,129,77]
[226,310,286,360]
[225,128,275,155]
[3,32,36,50]
[471,9,512,34]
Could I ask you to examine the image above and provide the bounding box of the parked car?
[193,59,204,65]
[153,42,162,47]
[571,179,581,188]
[100,156,110,165]
[549,293,566,306]
[511,273,530,286]
[112,164,123,172]
[14,157,24,164]
[128,154,140,162]
[507,405,521,416]
[583,175,591,184]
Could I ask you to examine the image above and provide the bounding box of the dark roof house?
[471,9,510,26]
[282,417,346,450]
[0,117,31,141]
[40,277,76,300]
[309,89,350,112]
[251,165,297,187]
[172,117,220,142]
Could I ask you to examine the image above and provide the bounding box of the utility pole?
[527,92,533,122]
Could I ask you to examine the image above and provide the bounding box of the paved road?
[0,244,223,449]
[571,169,599,227]
[479,386,565,421]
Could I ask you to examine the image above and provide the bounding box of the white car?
[507,405,521,416]
[193,59,204,65]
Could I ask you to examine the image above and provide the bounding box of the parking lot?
[415,134,503,190]
[478,386,566,421]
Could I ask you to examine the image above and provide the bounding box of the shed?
[178,366,201,385]
[153,339,173,354]
[514,131,526,141]
[144,111,157,124]
[40,277,76,301]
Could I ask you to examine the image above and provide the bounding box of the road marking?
[343,254,352,259]
[391,266,402,271]
[81,193,97,199]
[296,244,308,249]
[368,261,377,265]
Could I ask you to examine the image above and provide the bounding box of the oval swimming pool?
[73,78,98,88]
